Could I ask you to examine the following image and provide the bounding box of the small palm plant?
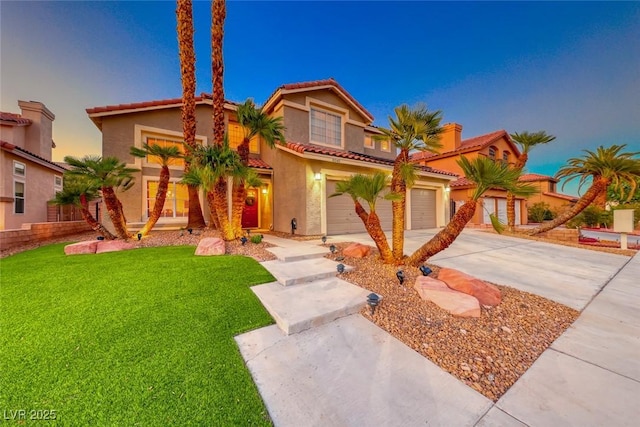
[130,143,183,236]
[64,155,138,239]
[406,156,536,266]
[527,144,640,235]
[330,172,400,264]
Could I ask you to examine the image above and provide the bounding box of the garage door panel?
[411,188,436,229]
[326,180,392,234]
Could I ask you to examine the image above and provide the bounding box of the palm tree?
[130,142,182,236]
[231,99,285,236]
[527,144,640,236]
[64,155,138,240]
[406,156,536,266]
[182,138,241,240]
[176,0,206,229]
[376,104,443,261]
[50,174,116,240]
[211,0,226,145]
[330,173,399,264]
[507,130,555,231]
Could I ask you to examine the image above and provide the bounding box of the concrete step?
[260,257,354,286]
[251,278,370,335]
[266,245,329,262]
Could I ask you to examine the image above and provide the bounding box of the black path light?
[329,244,337,254]
[240,236,248,246]
[97,236,104,241]
[419,265,432,276]
[396,269,405,285]
[337,263,345,274]
[367,293,380,315]
[321,235,327,245]
[137,233,142,241]
[188,228,193,234]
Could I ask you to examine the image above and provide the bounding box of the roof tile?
[248,158,272,170]
[0,112,32,126]
[411,130,512,162]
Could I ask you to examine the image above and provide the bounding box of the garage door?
[410,188,437,229]
[483,197,496,224]
[326,180,393,234]
[496,198,522,225]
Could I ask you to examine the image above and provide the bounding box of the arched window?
[488,146,497,161]
[502,151,510,163]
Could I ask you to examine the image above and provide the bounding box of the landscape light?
[329,244,337,254]
[137,233,142,241]
[419,265,432,276]
[337,263,345,274]
[240,236,248,246]
[366,293,380,315]
[188,228,193,234]
[322,235,327,245]
[97,236,104,241]
[396,269,405,285]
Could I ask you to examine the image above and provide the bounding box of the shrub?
[250,234,263,244]
[528,202,552,223]
[582,205,607,228]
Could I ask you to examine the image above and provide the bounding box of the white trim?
[13,178,25,215]
[140,176,193,222]
[134,124,207,169]
[13,160,26,178]
[307,99,346,149]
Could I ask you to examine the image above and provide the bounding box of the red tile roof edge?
[542,191,579,202]
[1,141,65,172]
[283,141,456,177]
[247,158,272,170]
[0,112,32,126]
[86,94,239,115]
[411,129,516,162]
[519,173,557,182]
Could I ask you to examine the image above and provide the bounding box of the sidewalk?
[236,230,639,426]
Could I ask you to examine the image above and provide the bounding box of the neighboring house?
[0,101,66,230]
[411,123,527,225]
[86,78,457,235]
[519,173,578,214]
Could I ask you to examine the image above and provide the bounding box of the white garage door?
[326,180,393,234]
[497,198,507,224]
[483,197,496,224]
[485,198,522,225]
[410,188,437,229]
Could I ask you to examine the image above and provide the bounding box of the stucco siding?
[283,106,309,144]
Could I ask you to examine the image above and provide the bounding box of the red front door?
[241,188,259,228]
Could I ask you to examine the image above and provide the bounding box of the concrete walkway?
[235,230,640,426]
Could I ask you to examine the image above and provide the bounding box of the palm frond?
[488,212,506,234]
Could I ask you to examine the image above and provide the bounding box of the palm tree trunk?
[526,176,611,235]
[139,165,170,236]
[101,186,131,239]
[353,201,394,264]
[177,0,206,229]
[391,149,408,261]
[79,194,116,240]
[231,181,246,237]
[506,154,527,232]
[211,0,226,145]
[405,200,478,266]
[214,177,234,240]
[206,190,220,230]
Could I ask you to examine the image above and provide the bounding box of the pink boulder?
[343,243,371,258]
[437,268,501,307]
[195,237,225,256]
[96,240,136,254]
[64,240,99,255]
[414,276,481,317]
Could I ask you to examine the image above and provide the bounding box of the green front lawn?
[0,244,275,425]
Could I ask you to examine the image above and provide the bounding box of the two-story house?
[0,101,66,230]
[86,78,457,235]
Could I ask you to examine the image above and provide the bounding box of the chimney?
[440,123,462,152]
[18,100,55,161]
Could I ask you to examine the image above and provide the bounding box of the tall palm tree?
[330,173,399,264]
[376,104,443,261]
[182,138,242,240]
[211,0,226,145]
[527,144,640,235]
[507,130,555,231]
[231,99,285,236]
[406,156,536,266]
[64,155,138,240]
[50,174,116,240]
[176,0,206,229]
[130,142,183,236]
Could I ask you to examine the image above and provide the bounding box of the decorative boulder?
[195,237,225,256]
[64,240,99,255]
[343,243,371,258]
[96,240,136,254]
[437,268,502,307]
[414,276,481,317]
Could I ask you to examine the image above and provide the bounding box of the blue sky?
[1,1,639,196]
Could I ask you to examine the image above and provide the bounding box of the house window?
[146,181,188,218]
[13,161,26,177]
[502,151,510,163]
[228,122,260,153]
[14,181,25,214]
[310,108,342,147]
[549,181,556,192]
[145,137,185,167]
[364,135,374,149]
[54,175,63,195]
[380,139,391,152]
[488,146,497,161]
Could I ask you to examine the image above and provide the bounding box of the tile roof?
[264,78,374,121]
[0,112,32,126]
[248,158,272,170]
[543,191,579,202]
[283,141,457,177]
[450,177,474,187]
[410,130,514,162]
[86,94,239,115]
[519,173,557,183]
[0,141,65,172]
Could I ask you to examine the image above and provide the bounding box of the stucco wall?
[0,220,91,251]
[283,106,309,143]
